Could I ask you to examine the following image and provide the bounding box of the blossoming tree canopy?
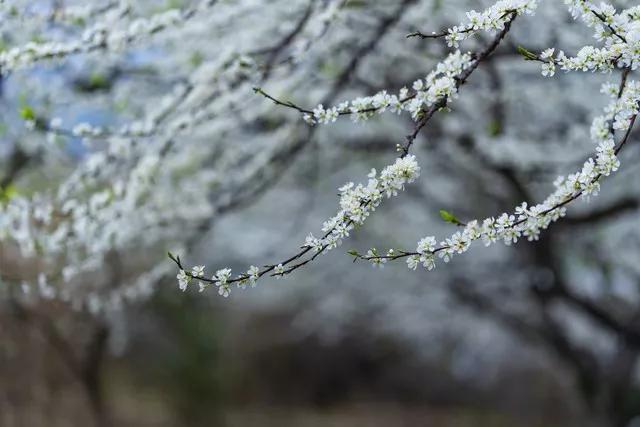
[0,0,638,310]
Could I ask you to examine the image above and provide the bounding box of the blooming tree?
[171,0,639,298]
[1,0,640,424]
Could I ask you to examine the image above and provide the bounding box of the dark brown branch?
[591,9,627,43]
[258,1,315,80]
[406,9,517,40]
[324,0,418,101]
[399,11,518,156]
[562,198,638,226]
[0,147,31,189]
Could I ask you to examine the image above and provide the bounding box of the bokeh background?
[1,0,640,426]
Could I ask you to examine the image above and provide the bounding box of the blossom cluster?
[304,51,473,125]
[445,0,537,48]
[42,84,195,142]
[176,0,640,298]
[5,1,120,26]
[0,0,216,72]
[175,155,421,297]
[302,0,539,127]
[2,54,263,308]
[537,1,640,76]
[0,0,353,314]
[4,0,638,315]
[362,79,639,271]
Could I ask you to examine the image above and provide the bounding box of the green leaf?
[344,0,367,8]
[439,209,463,226]
[167,251,178,264]
[88,72,109,90]
[0,184,19,204]
[487,120,502,137]
[516,46,538,61]
[189,50,204,68]
[19,105,35,121]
